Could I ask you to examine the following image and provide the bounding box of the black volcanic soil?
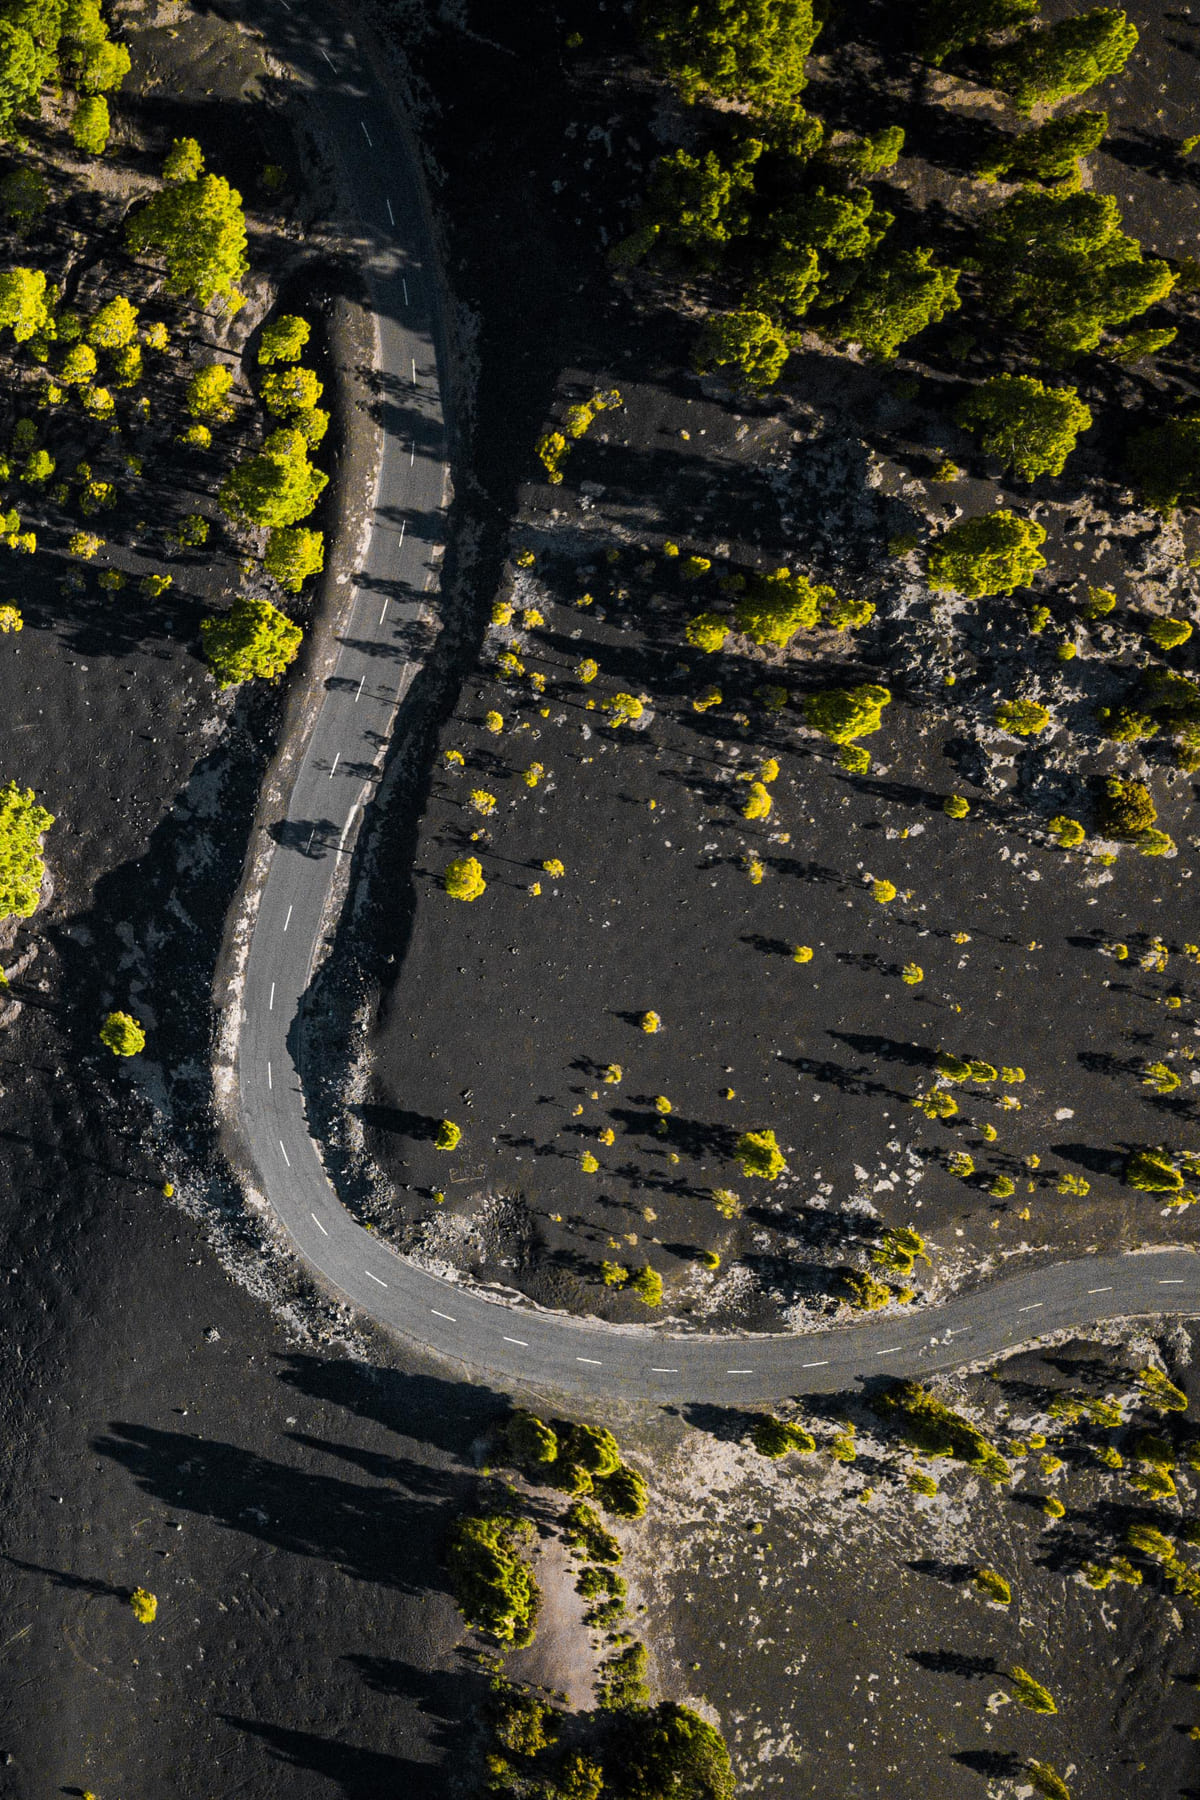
[0,3,491,1793]
[0,1196,496,1798]
[636,1323,1200,1798]
[326,0,1200,1332]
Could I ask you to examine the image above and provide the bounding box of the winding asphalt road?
[235,5,1200,1404]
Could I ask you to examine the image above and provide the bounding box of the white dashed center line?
[1159,1279,1186,1285]
[802,1360,829,1368]
[269,982,275,1011]
[503,1337,529,1347]
[1088,1286,1112,1294]
[365,1270,387,1288]
[311,1212,328,1236]
[576,1357,602,1366]
[1019,1303,1044,1312]
[651,1367,679,1374]
[430,1308,456,1323]
[875,1347,902,1356]
[727,1368,754,1375]
[360,121,373,147]
[278,1140,290,1168]
[267,1061,272,1091]
[386,196,395,226]
[283,904,293,931]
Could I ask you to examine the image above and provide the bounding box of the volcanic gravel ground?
[337,0,1200,1333]
[0,2,483,1792]
[633,1329,1200,1798]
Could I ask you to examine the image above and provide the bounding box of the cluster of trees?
[642,0,820,122]
[0,0,131,152]
[536,386,622,484]
[502,1410,649,1517]
[921,0,1137,116]
[872,1378,1013,1482]
[617,115,959,383]
[977,188,1174,358]
[197,310,329,684]
[481,1674,735,1800]
[460,1397,735,1798]
[605,0,1174,406]
[684,563,872,654]
[0,111,323,691]
[0,777,51,918]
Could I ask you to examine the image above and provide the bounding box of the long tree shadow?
[0,1554,129,1602]
[907,1648,998,1680]
[830,1032,939,1069]
[953,1750,1023,1779]
[220,1717,439,1800]
[272,1354,511,1458]
[345,1650,490,1762]
[92,1415,474,1596]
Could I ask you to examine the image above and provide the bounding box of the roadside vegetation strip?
[443,1408,739,1800]
[0,50,333,1015]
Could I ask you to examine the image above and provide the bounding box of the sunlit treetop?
[641,0,821,116]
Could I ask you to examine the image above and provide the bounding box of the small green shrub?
[803,683,891,744]
[973,1568,1012,1604]
[100,1010,145,1056]
[1096,776,1156,837]
[751,1415,816,1457]
[1124,1148,1183,1193]
[734,1128,786,1179]
[444,856,486,902]
[733,567,833,646]
[840,1269,894,1310]
[0,780,53,919]
[1008,1666,1057,1713]
[686,611,728,652]
[872,1380,1011,1482]
[995,698,1052,737]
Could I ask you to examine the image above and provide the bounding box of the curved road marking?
[231,2,1200,1407]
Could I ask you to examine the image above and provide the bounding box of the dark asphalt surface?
[236,5,1200,1405]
